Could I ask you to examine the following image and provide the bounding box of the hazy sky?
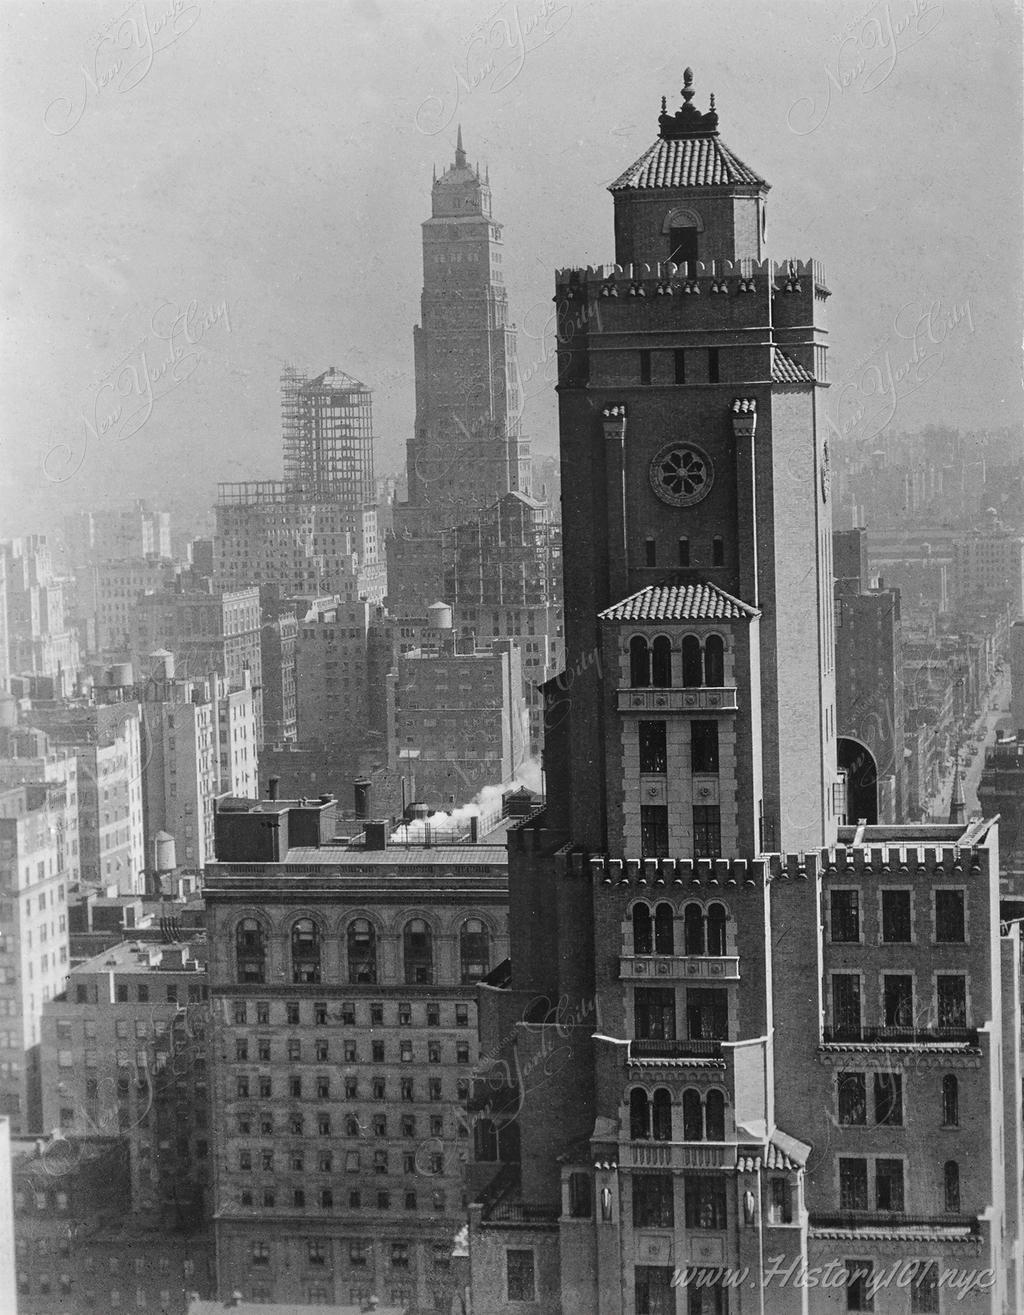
[1,0,1021,537]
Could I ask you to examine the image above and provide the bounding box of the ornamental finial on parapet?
[659,67,720,139]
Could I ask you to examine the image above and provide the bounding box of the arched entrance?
[838,736,879,824]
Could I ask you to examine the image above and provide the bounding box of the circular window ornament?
[649,442,714,506]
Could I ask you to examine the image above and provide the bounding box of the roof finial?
[432,162,437,183]
[659,67,720,139]
[455,124,466,168]
[682,67,695,102]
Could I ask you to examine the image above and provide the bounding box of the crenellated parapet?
[569,841,987,887]
[585,854,771,889]
[554,257,828,297]
[812,841,985,878]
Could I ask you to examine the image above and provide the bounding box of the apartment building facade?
[203,792,510,1309]
[39,937,212,1226]
[0,783,72,1132]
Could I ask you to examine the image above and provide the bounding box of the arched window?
[632,904,653,956]
[941,1075,959,1127]
[704,635,725,686]
[644,537,657,568]
[652,1088,672,1141]
[654,903,674,955]
[668,223,698,277]
[347,919,377,984]
[290,919,321,984]
[629,636,651,688]
[706,904,727,956]
[681,635,703,687]
[705,1089,726,1140]
[682,1088,703,1141]
[630,1088,650,1140]
[651,636,672,687]
[683,904,704,956]
[460,919,490,983]
[404,919,434,985]
[678,537,690,567]
[236,919,265,984]
[712,535,724,567]
[944,1161,960,1213]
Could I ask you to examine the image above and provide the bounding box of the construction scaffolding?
[281,365,376,507]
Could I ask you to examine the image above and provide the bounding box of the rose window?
[649,443,714,506]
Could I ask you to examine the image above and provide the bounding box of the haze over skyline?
[2,0,1021,537]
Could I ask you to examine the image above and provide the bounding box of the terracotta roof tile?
[772,350,815,384]
[599,582,759,624]
[610,136,767,192]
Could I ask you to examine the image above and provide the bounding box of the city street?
[928,667,1012,820]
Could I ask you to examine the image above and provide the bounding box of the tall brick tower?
[549,67,838,859]
[388,129,532,612]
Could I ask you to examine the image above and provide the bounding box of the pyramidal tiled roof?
[599,581,759,623]
[772,350,814,384]
[610,134,766,192]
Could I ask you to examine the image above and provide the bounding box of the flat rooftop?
[66,938,206,975]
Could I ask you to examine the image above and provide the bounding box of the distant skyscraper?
[2,538,80,697]
[388,130,531,611]
[214,369,384,605]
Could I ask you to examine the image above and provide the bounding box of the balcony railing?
[822,1027,979,1046]
[483,1201,561,1225]
[811,1212,979,1234]
[620,1141,737,1170]
[621,955,740,982]
[617,687,738,713]
[629,1038,724,1060]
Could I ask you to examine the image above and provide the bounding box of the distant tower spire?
[948,744,966,826]
[455,124,467,168]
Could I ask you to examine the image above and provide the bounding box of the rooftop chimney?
[267,775,280,801]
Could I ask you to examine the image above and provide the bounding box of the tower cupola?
[609,69,770,269]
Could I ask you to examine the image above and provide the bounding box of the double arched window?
[347,919,377,984]
[681,1088,726,1141]
[682,902,728,956]
[460,919,490,983]
[404,919,434,985]
[681,634,725,687]
[629,1087,672,1141]
[235,919,266,984]
[632,903,675,956]
[629,636,672,688]
[291,919,321,983]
